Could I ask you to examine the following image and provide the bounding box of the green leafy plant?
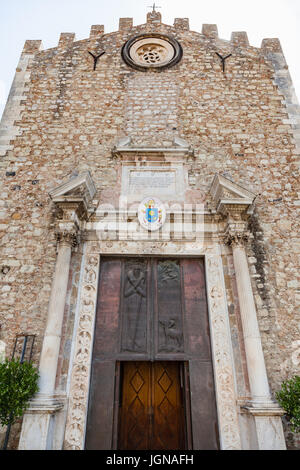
[0,358,39,427]
[276,375,300,433]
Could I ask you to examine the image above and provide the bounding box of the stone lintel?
[113,137,194,160]
[55,199,89,221]
[114,147,192,154]
[217,200,253,215]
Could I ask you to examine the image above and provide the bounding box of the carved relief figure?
[122,261,147,352]
[158,260,180,284]
[157,260,184,353]
[159,319,183,352]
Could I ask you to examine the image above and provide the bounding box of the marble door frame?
[63,240,242,450]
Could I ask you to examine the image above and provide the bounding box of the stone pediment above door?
[49,171,96,201]
[112,136,194,161]
[210,174,256,215]
[49,171,97,219]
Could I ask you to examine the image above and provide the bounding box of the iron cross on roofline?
[148,2,161,13]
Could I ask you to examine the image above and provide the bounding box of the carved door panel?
[151,361,185,450]
[118,362,185,450]
[118,362,150,450]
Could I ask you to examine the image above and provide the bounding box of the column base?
[242,400,286,450]
[18,394,65,450]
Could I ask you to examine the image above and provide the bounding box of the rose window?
[122,34,183,70]
[137,45,166,64]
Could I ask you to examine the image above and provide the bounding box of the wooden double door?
[85,257,219,450]
[118,361,186,450]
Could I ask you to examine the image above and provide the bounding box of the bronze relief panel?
[120,259,148,354]
[156,260,184,354]
[93,258,212,361]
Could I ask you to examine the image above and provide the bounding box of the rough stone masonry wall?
[0,13,299,448]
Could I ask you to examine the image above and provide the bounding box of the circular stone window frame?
[121,33,183,71]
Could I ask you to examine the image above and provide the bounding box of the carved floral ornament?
[55,227,79,248]
[223,225,250,247]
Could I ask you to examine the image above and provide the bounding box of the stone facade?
[0,11,299,450]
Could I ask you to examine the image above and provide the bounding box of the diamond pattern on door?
[158,370,173,393]
[130,371,145,394]
[118,362,185,450]
[158,396,175,418]
[128,396,144,419]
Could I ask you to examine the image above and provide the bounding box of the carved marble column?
[225,217,272,403]
[19,207,79,450]
[19,172,96,450]
[209,174,286,449]
[38,222,79,396]
[224,210,286,450]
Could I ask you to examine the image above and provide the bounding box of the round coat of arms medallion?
[138,197,166,231]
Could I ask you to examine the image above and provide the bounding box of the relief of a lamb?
[159,319,183,351]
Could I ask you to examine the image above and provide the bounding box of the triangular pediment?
[49,171,96,202]
[112,135,194,160]
[210,174,256,212]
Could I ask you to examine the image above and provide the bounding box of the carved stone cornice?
[111,136,194,161]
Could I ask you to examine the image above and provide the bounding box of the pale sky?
[1,0,300,120]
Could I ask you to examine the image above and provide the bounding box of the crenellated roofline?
[20,11,284,58]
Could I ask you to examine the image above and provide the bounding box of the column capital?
[54,203,81,249]
[55,225,79,248]
[223,210,250,247]
[224,223,250,247]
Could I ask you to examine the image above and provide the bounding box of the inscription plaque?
[130,171,176,192]
[121,165,185,202]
